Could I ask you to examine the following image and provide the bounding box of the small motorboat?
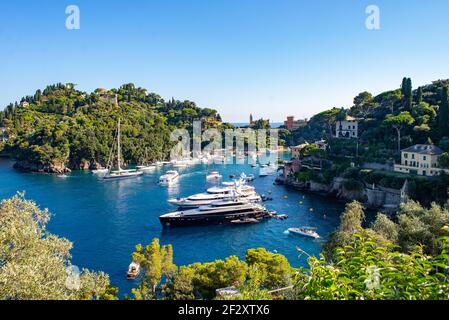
[159,170,180,185]
[206,171,222,180]
[241,173,255,182]
[288,227,320,239]
[261,195,273,201]
[259,173,268,177]
[231,218,259,225]
[276,214,289,220]
[127,262,141,280]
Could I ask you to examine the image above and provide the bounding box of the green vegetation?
[281,78,449,205]
[127,200,449,300]
[0,83,228,172]
[0,194,116,300]
[2,194,449,300]
[284,78,449,163]
[129,239,294,300]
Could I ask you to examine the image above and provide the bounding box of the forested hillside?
[283,78,449,162]
[0,83,229,173]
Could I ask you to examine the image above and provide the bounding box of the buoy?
[299,201,303,205]
[283,195,288,199]
[310,208,314,212]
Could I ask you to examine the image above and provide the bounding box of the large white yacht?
[168,184,261,208]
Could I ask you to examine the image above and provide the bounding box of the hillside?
[0,83,229,173]
[283,78,449,162]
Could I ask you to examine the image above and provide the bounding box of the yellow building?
[394,144,448,176]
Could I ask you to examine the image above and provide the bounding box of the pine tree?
[439,86,449,138]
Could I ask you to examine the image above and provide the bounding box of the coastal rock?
[89,161,103,170]
[14,161,71,174]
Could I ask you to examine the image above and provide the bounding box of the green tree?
[0,194,114,300]
[401,77,413,111]
[245,248,294,289]
[131,239,176,299]
[372,213,399,243]
[416,86,423,104]
[439,86,449,138]
[383,112,415,152]
[323,201,365,258]
[295,228,449,300]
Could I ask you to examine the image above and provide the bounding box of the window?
[404,153,408,159]
[423,156,427,161]
[412,154,415,159]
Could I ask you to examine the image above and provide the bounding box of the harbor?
[0,156,346,297]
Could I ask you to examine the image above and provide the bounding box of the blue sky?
[1,0,448,122]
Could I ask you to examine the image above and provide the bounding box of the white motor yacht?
[159,170,179,185]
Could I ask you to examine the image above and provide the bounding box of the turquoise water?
[0,156,345,297]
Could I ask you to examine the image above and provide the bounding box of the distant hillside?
[282,78,449,163]
[0,83,231,173]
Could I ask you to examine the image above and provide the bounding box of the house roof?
[401,144,443,155]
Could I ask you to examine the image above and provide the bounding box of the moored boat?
[127,262,141,280]
[288,227,320,239]
[159,170,179,185]
[103,119,144,181]
[206,171,222,180]
[231,218,259,225]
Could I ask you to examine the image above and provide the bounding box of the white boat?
[159,170,179,185]
[169,193,262,208]
[206,171,222,180]
[137,148,157,172]
[231,217,259,225]
[288,227,320,239]
[127,262,141,279]
[103,119,144,181]
[240,172,255,182]
[168,184,261,208]
[136,165,156,173]
[92,168,109,175]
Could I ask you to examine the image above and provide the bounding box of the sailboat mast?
[117,118,122,171]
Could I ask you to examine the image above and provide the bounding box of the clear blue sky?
[1,0,448,122]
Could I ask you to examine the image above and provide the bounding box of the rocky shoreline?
[276,175,406,213]
[13,160,104,174]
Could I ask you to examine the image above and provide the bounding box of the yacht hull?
[159,210,268,227]
[103,171,143,180]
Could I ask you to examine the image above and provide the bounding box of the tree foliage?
[0,194,115,300]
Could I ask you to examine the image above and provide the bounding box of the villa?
[336,116,358,138]
[394,144,448,176]
[284,116,308,130]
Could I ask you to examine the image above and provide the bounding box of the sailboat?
[103,119,143,180]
